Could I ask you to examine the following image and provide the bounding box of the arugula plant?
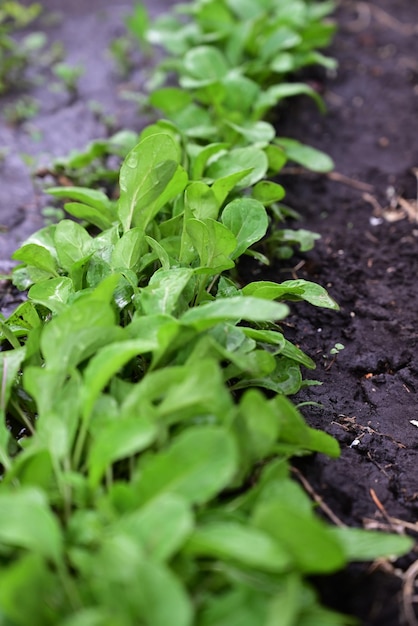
[1,131,413,625]
[0,1,413,624]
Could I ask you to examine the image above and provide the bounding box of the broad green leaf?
[0,554,58,626]
[261,27,302,60]
[272,395,340,458]
[145,235,172,271]
[88,415,158,486]
[149,87,192,115]
[243,279,339,309]
[185,182,219,221]
[211,169,253,206]
[181,296,289,331]
[255,83,324,118]
[221,198,268,259]
[88,535,193,626]
[40,298,119,373]
[221,74,260,115]
[199,587,267,626]
[118,134,188,231]
[4,301,40,334]
[186,218,236,272]
[253,499,346,574]
[225,119,276,144]
[28,277,74,314]
[276,137,334,172]
[329,528,414,562]
[12,244,58,276]
[64,202,114,231]
[190,142,229,180]
[82,339,158,420]
[54,220,93,273]
[156,359,231,423]
[0,489,62,563]
[181,45,229,87]
[239,389,280,459]
[47,186,111,211]
[266,574,303,626]
[252,181,286,205]
[111,227,145,271]
[264,144,287,174]
[185,521,290,572]
[272,228,321,254]
[115,494,193,562]
[206,146,268,190]
[137,268,193,315]
[136,427,238,505]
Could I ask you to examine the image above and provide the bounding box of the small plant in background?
[52,61,84,98]
[0,1,46,93]
[325,341,345,370]
[2,95,39,124]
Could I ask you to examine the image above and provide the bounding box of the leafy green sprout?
[52,62,84,95]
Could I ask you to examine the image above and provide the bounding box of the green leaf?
[28,277,74,314]
[136,427,238,505]
[225,120,276,144]
[211,169,253,206]
[0,489,62,563]
[115,494,193,562]
[190,142,229,180]
[186,521,290,572]
[149,87,192,115]
[186,218,236,272]
[329,527,414,562]
[118,133,188,231]
[255,83,324,118]
[252,181,286,205]
[88,415,158,486]
[181,45,229,87]
[111,227,145,271]
[199,587,268,626]
[82,338,158,420]
[185,182,219,221]
[54,220,93,272]
[243,279,339,309]
[206,146,268,190]
[181,296,289,331]
[275,137,334,172]
[221,198,268,259]
[137,268,194,315]
[253,499,346,574]
[12,244,58,276]
[63,202,114,231]
[88,535,193,626]
[40,297,119,373]
[47,186,111,211]
[0,554,58,626]
[239,389,280,459]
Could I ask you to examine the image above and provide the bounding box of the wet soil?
[1,0,418,624]
[273,1,418,624]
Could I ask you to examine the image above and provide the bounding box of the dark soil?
[1,1,418,625]
[273,1,418,624]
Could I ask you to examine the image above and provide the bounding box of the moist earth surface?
[1,1,418,625]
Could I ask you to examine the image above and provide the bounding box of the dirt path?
[1,0,418,623]
[272,1,418,623]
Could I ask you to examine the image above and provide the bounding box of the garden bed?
[1,0,418,624]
